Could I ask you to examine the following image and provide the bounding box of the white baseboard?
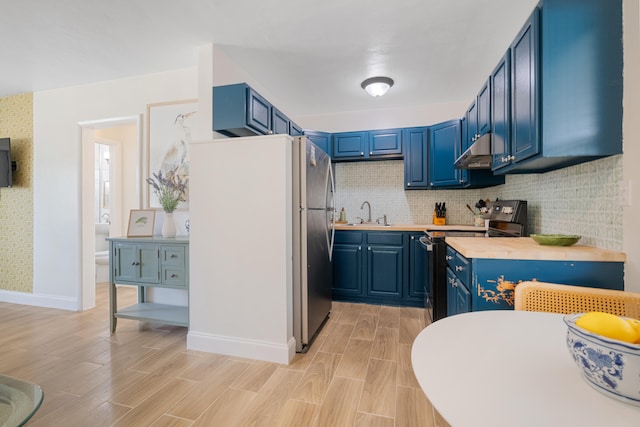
[0,289,80,311]
[187,330,296,365]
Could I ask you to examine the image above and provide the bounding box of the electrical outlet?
[618,180,632,207]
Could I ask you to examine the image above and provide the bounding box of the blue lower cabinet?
[472,259,624,311]
[445,245,625,314]
[332,231,365,298]
[366,232,405,298]
[446,247,472,317]
[446,266,471,317]
[456,279,471,314]
[446,268,457,316]
[408,233,427,299]
[332,230,425,307]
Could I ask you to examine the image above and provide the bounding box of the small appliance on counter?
[420,199,528,322]
[485,199,528,237]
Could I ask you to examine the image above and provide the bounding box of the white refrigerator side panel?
[292,137,304,351]
[188,135,294,364]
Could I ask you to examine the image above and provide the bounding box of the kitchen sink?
[346,223,392,227]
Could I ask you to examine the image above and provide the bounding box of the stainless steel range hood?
[454,133,492,169]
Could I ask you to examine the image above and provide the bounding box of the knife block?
[433,211,446,225]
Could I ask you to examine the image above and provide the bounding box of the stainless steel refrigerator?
[292,137,335,352]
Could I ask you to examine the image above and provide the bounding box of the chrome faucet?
[376,214,389,226]
[360,201,372,223]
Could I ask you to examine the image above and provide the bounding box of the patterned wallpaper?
[334,155,622,250]
[0,93,33,292]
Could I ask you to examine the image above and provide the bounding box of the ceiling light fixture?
[361,76,394,97]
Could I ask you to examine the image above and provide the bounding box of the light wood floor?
[0,283,450,426]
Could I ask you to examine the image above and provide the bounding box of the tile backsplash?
[334,154,622,250]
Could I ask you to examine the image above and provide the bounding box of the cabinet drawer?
[162,267,187,288]
[335,231,364,245]
[161,246,186,267]
[446,246,456,270]
[367,232,404,246]
[454,252,471,287]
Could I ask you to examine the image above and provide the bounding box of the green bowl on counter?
[530,234,582,246]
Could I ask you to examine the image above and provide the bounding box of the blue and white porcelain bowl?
[564,313,640,406]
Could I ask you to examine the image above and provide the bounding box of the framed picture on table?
[146,99,197,210]
[127,209,156,237]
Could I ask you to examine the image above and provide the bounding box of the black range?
[419,200,528,322]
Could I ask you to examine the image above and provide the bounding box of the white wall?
[32,68,197,309]
[299,101,468,133]
[188,135,294,364]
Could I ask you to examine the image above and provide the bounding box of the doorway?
[80,115,142,311]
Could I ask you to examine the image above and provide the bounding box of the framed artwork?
[127,209,156,237]
[146,99,197,209]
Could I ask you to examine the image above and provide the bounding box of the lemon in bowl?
[564,312,640,406]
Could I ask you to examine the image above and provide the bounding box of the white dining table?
[411,310,640,427]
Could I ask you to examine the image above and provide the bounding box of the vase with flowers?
[146,167,188,238]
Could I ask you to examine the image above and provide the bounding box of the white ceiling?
[1,0,539,115]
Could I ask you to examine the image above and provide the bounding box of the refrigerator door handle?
[326,162,336,262]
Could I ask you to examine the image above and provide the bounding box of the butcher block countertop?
[334,223,484,232]
[446,237,626,262]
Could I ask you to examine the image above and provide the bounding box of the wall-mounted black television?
[0,138,13,187]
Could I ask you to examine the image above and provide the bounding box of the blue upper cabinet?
[464,79,490,151]
[303,130,332,156]
[403,127,429,189]
[332,128,403,161]
[271,106,289,135]
[290,121,304,136]
[509,9,540,166]
[246,88,271,135]
[368,129,403,158]
[491,52,512,171]
[429,119,462,188]
[497,0,622,173]
[430,119,504,189]
[464,101,477,152]
[332,131,367,159]
[476,80,491,138]
[213,83,299,137]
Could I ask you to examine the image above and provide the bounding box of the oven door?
[419,236,434,323]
